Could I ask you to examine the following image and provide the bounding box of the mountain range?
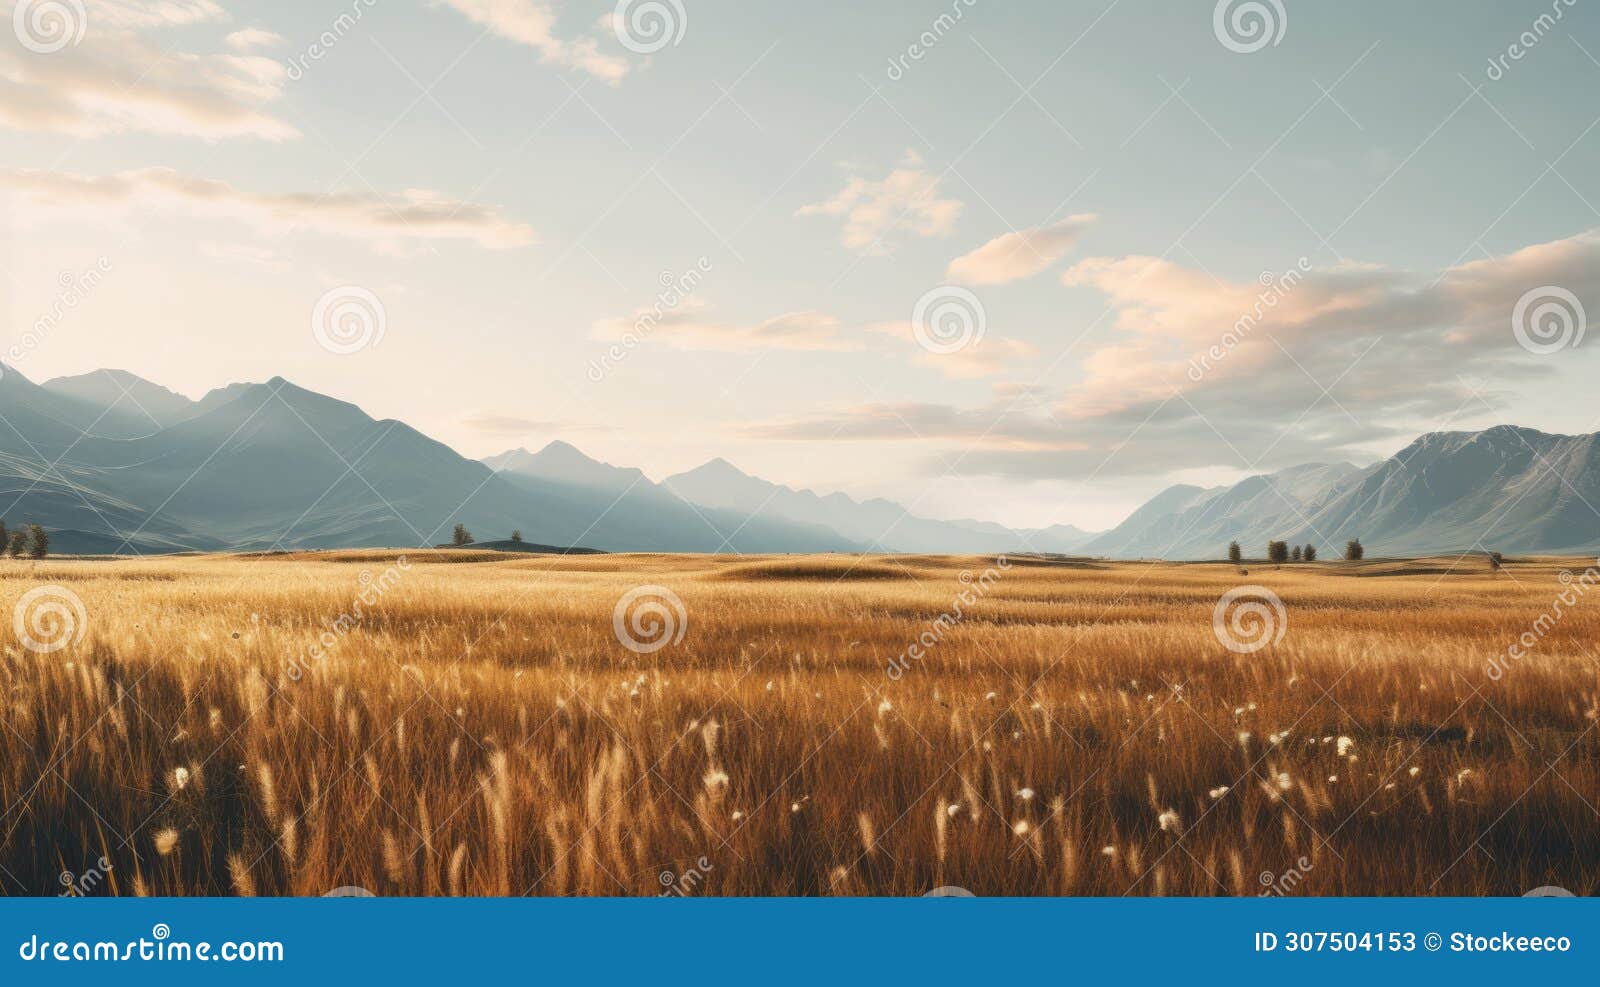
[0,366,1595,558]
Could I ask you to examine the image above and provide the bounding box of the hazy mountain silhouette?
[663,457,1099,555]
[1091,429,1600,558]
[4,366,1597,557]
[484,443,866,553]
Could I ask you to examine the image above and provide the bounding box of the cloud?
[86,0,226,28]
[591,301,861,351]
[797,150,963,254]
[868,321,1037,379]
[747,229,1600,479]
[462,413,617,437]
[433,0,629,83]
[223,28,285,52]
[945,214,1096,285]
[0,4,296,141]
[0,166,537,250]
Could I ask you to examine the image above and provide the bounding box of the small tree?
[26,525,46,560]
[451,523,474,546]
[7,530,27,557]
[1227,541,1242,564]
[510,530,524,543]
[0,520,8,556]
[1489,551,1503,571]
[1303,544,1317,562]
[1291,545,1303,562]
[1268,540,1289,564]
[1344,538,1364,561]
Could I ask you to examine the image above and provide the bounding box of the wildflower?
[1327,775,1338,783]
[1101,845,1116,856]
[1158,808,1180,832]
[703,769,730,789]
[1012,820,1030,835]
[1276,772,1292,790]
[731,810,745,822]
[1408,766,1421,778]
[877,698,892,715]
[171,766,191,791]
[1016,787,1035,801]
[1208,786,1229,799]
[1336,736,1355,757]
[984,691,998,702]
[946,803,962,818]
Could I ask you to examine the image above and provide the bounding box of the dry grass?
[1,550,1596,897]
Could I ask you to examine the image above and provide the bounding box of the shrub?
[1345,538,1364,561]
[1227,541,1242,563]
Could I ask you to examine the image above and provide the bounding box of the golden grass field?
[0,550,1595,897]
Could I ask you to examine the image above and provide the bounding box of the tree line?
[1228,538,1363,563]
[0,522,50,559]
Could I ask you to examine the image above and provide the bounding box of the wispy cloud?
[433,0,629,83]
[0,3,296,141]
[797,150,963,254]
[868,320,1037,379]
[591,301,861,351]
[0,166,537,250]
[462,413,617,436]
[746,229,1600,479]
[223,27,285,52]
[945,214,1096,285]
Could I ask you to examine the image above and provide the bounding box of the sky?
[2,0,1598,531]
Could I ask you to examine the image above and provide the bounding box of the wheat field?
[0,550,1595,897]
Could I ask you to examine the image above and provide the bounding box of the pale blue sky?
[3,0,1598,529]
